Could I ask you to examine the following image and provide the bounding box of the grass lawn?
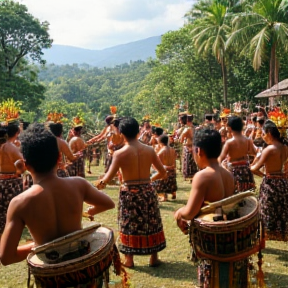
[0,162,287,288]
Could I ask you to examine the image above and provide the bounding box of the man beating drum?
[0,123,115,287]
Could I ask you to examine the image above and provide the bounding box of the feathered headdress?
[110,106,117,115]
[72,115,85,128]
[46,112,64,123]
[0,98,22,125]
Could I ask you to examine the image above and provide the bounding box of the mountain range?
[42,36,162,67]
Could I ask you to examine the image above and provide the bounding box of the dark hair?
[119,117,139,139]
[20,123,59,173]
[179,114,187,125]
[113,118,120,128]
[159,134,168,146]
[73,126,82,136]
[258,119,265,125]
[105,115,114,125]
[155,127,164,136]
[187,115,193,122]
[252,116,257,122]
[7,124,20,138]
[193,129,222,158]
[227,116,243,132]
[0,127,7,145]
[263,121,280,140]
[49,123,63,137]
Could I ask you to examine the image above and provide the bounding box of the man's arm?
[83,180,115,215]
[60,139,78,162]
[151,150,167,181]
[174,172,205,221]
[0,198,34,265]
[218,141,229,163]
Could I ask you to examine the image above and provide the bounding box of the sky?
[20,0,196,50]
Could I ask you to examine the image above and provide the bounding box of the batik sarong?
[227,160,255,193]
[259,174,288,241]
[57,168,70,178]
[67,154,85,178]
[118,181,166,255]
[0,176,23,233]
[182,146,198,179]
[153,167,177,194]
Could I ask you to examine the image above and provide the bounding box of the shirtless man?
[0,125,23,233]
[96,117,167,268]
[174,129,234,230]
[218,116,256,192]
[49,122,79,177]
[68,126,87,177]
[69,126,86,153]
[153,134,177,201]
[0,123,115,268]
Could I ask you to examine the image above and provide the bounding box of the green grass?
[0,163,288,287]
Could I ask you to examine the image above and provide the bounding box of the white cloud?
[20,0,195,49]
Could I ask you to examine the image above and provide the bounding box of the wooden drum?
[191,194,262,262]
[27,224,121,288]
[190,192,264,288]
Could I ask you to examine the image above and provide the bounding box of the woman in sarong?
[0,124,24,234]
[153,134,177,201]
[138,120,152,145]
[251,121,288,241]
[218,116,256,193]
[96,117,167,268]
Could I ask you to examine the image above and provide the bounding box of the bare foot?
[149,253,162,267]
[122,254,134,268]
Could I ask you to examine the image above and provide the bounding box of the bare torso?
[0,142,23,173]
[158,146,176,167]
[69,136,86,153]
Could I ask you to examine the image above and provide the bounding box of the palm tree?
[226,0,288,88]
[190,1,231,106]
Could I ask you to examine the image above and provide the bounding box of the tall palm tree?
[190,2,231,106]
[226,0,288,88]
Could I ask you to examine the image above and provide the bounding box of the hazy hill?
[42,36,161,67]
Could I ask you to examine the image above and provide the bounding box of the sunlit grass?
[0,162,287,287]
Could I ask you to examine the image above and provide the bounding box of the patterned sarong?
[0,177,23,233]
[259,174,288,241]
[118,182,166,255]
[153,168,177,194]
[227,160,255,193]
[182,146,198,179]
[67,155,85,178]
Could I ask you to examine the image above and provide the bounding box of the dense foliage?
[1,0,288,131]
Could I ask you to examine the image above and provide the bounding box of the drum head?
[27,225,115,276]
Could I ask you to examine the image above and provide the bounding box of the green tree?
[0,0,52,75]
[226,0,288,88]
[189,1,231,106]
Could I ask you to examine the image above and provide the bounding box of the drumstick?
[199,190,255,215]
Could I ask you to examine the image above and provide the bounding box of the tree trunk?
[221,57,228,107]
[269,42,278,88]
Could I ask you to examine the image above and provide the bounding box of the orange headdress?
[72,115,85,128]
[110,106,117,115]
[0,98,22,125]
[46,112,64,123]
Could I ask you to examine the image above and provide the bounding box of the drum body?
[191,196,264,288]
[27,224,119,288]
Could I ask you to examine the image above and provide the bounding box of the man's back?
[113,141,163,181]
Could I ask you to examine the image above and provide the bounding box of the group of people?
[0,106,287,287]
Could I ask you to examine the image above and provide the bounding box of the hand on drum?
[174,209,189,235]
[82,207,95,221]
